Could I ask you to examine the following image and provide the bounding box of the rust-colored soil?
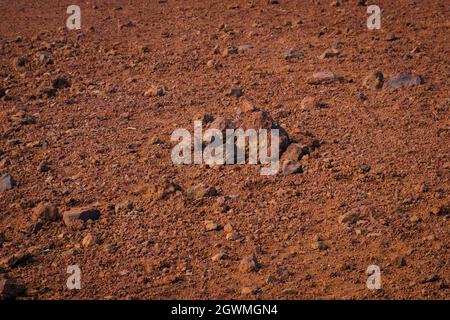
[0,0,449,299]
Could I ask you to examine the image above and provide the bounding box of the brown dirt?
[0,0,449,300]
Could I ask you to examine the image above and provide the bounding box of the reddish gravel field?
[0,0,449,300]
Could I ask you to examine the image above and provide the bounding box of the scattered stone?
[0,173,16,192]
[0,87,5,98]
[115,200,134,214]
[338,209,360,225]
[52,76,71,89]
[282,288,298,295]
[241,287,256,295]
[186,183,218,200]
[384,72,423,89]
[222,46,238,57]
[41,87,57,97]
[0,276,26,300]
[226,231,240,241]
[239,98,257,113]
[363,71,384,89]
[319,49,339,59]
[300,96,322,109]
[281,143,308,162]
[223,223,234,233]
[36,51,52,64]
[237,44,252,53]
[82,233,99,248]
[144,85,165,97]
[281,160,303,175]
[205,221,221,232]
[386,33,400,41]
[32,203,60,222]
[238,110,290,152]
[359,164,371,173]
[430,205,449,216]
[208,116,236,132]
[38,161,49,172]
[14,56,28,68]
[159,180,182,199]
[311,241,328,250]
[268,0,279,4]
[0,252,32,270]
[226,88,243,97]
[307,71,343,84]
[396,256,406,267]
[283,48,304,60]
[212,251,226,262]
[238,255,258,273]
[62,206,100,227]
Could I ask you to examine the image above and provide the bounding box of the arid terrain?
[0,0,449,300]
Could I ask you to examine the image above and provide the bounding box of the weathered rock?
[226,231,240,241]
[281,143,308,162]
[307,71,343,84]
[82,233,99,248]
[430,205,449,216]
[384,72,423,89]
[186,183,217,200]
[226,88,243,97]
[238,44,252,53]
[338,209,360,225]
[0,173,15,192]
[212,251,226,262]
[0,252,32,269]
[62,206,100,227]
[208,116,236,133]
[319,49,339,59]
[52,76,71,89]
[115,200,134,214]
[311,241,328,250]
[238,110,290,152]
[32,203,60,222]
[0,276,26,300]
[158,180,182,199]
[38,161,49,172]
[281,160,303,175]
[241,287,256,295]
[363,71,384,89]
[222,46,238,57]
[283,48,304,60]
[238,98,257,113]
[144,85,165,97]
[41,87,57,97]
[14,56,28,68]
[238,255,258,273]
[205,220,221,232]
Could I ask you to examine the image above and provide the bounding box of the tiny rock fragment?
[281,160,303,175]
[82,233,99,248]
[238,255,258,273]
[363,71,384,89]
[62,206,100,227]
[32,203,60,222]
[0,276,26,300]
[283,48,304,60]
[0,173,16,192]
